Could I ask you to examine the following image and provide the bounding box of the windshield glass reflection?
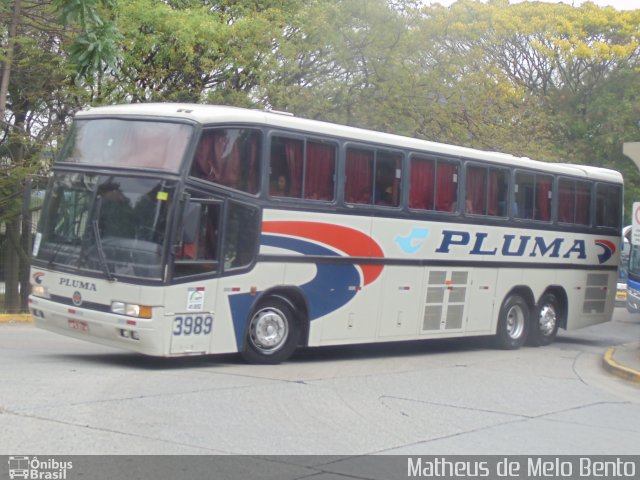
[35,173,176,280]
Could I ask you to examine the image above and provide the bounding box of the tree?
[0,0,119,312]
[92,0,297,106]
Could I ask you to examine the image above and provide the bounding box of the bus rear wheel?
[495,294,529,349]
[527,293,560,347]
[241,297,300,364]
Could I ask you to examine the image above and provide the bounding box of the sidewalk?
[603,342,640,383]
[0,313,32,323]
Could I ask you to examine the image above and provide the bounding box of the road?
[0,309,638,455]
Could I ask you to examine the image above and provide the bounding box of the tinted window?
[269,136,336,201]
[59,119,193,172]
[190,129,261,194]
[345,147,402,207]
[465,165,509,216]
[409,155,458,212]
[558,178,591,225]
[515,172,552,221]
[595,183,622,228]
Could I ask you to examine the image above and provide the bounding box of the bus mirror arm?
[172,193,191,257]
[173,194,205,259]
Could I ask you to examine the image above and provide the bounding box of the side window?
[558,178,591,225]
[595,183,622,228]
[515,172,552,221]
[174,200,221,278]
[190,128,261,194]
[409,155,458,212]
[375,151,402,206]
[345,147,402,207]
[465,165,509,216]
[345,147,374,204]
[270,137,303,198]
[223,201,260,271]
[269,136,336,201]
[305,141,336,201]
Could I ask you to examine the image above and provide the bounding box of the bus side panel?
[375,265,422,339]
[565,270,616,330]
[162,280,219,355]
[465,268,498,334]
[216,262,287,354]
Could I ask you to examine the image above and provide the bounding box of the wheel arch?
[503,286,535,313]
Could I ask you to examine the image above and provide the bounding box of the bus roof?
[77,103,623,183]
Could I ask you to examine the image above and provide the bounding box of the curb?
[0,314,32,323]
[602,346,640,383]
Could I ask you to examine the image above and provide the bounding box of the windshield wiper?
[90,195,115,282]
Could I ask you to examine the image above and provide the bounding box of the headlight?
[31,284,50,298]
[111,301,152,319]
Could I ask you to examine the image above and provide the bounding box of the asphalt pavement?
[1,311,639,383]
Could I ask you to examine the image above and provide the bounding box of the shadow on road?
[40,335,499,370]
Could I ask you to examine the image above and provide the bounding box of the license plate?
[68,319,89,332]
[616,291,627,300]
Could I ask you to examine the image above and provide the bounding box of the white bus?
[29,104,623,364]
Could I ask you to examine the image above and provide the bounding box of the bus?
[29,104,623,364]
[616,225,631,307]
[626,225,640,313]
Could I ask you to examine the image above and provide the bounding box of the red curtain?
[466,166,486,214]
[487,170,503,216]
[390,155,402,207]
[304,142,335,201]
[245,135,259,194]
[558,180,574,223]
[410,157,435,210]
[345,148,373,204]
[536,175,552,221]
[435,162,458,212]
[191,130,259,194]
[285,140,303,197]
[575,182,591,225]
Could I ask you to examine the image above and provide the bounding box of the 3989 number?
[172,315,213,336]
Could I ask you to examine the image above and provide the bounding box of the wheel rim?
[505,304,525,339]
[249,307,289,354]
[538,304,557,336]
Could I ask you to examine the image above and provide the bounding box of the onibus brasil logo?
[8,456,72,480]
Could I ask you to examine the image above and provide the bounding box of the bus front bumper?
[29,295,168,356]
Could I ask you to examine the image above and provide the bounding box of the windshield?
[58,119,193,172]
[34,172,177,280]
[629,243,640,278]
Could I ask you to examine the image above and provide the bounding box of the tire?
[241,297,300,364]
[495,294,529,349]
[527,293,560,347]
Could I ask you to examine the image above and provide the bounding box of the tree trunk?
[0,0,22,119]
[4,217,21,313]
[20,178,33,311]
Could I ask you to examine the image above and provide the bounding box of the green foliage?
[2,0,640,222]
[93,0,296,104]
[53,0,121,77]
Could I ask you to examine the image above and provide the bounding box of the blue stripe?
[229,234,361,351]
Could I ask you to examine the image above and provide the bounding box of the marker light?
[111,301,152,319]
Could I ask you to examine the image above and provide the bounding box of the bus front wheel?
[527,293,560,347]
[241,297,300,364]
[495,294,529,349]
